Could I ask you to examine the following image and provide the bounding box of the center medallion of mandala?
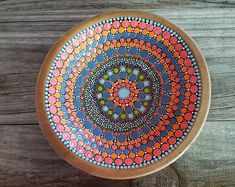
[83,57,160,132]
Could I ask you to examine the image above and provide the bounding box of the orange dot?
[146,147,153,153]
[118,27,124,33]
[173,124,179,130]
[149,32,154,38]
[110,28,116,34]
[102,30,108,37]
[102,152,108,158]
[120,154,126,160]
[154,142,161,149]
[134,27,140,34]
[129,152,135,158]
[157,35,162,41]
[177,116,184,122]
[161,137,168,143]
[111,153,117,159]
[127,26,132,32]
[142,29,148,35]
[138,151,145,156]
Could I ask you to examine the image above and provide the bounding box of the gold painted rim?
[36,11,211,179]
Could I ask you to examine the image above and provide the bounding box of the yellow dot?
[57,110,63,116]
[56,84,61,90]
[54,92,60,98]
[55,102,61,107]
[94,34,100,40]
[61,119,67,125]
[102,31,108,37]
[64,61,70,67]
[80,43,86,50]
[91,53,96,58]
[110,28,116,35]
[74,48,80,54]
[60,68,66,74]
[57,76,63,82]
[87,38,92,45]
[69,54,74,60]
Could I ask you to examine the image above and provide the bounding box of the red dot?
[135,156,143,164]
[104,157,113,164]
[163,31,170,39]
[115,158,123,166]
[161,143,170,151]
[144,154,152,161]
[169,137,176,145]
[190,85,198,93]
[125,158,133,166]
[175,130,183,138]
[184,112,193,121]
[188,103,195,111]
[170,36,177,44]
[184,58,192,66]
[154,26,162,35]
[153,149,161,156]
[180,121,188,129]
[188,67,195,75]
[175,43,182,51]
[190,94,198,102]
[190,76,197,84]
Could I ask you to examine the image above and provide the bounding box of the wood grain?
[0,0,235,186]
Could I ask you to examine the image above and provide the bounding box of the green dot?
[99,99,105,105]
[134,109,139,115]
[120,113,127,119]
[108,110,113,115]
[127,68,132,74]
[113,67,119,74]
[97,85,104,92]
[139,74,145,80]
[144,87,150,94]
[143,101,149,106]
[103,74,109,80]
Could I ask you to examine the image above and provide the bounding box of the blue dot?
[106,49,115,58]
[76,77,84,87]
[118,88,130,99]
[118,133,127,142]
[150,117,159,125]
[118,47,127,55]
[88,61,96,70]
[140,50,148,58]
[142,125,150,134]
[140,144,147,150]
[129,74,137,81]
[106,101,114,109]
[158,107,166,115]
[76,111,85,119]
[97,54,105,62]
[104,81,112,89]
[131,130,140,139]
[137,93,145,99]
[163,84,171,91]
[81,69,89,77]
[119,71,126,79]
[137,82,144,89]
[105,132,114,141]
[74,100,82,108]
[134,101,141,108]
[129,47,138,56]
[102,92,110,99]
[93,127,102,135]
[156,64,164,72]
[125,106,132,114]
[110,74,118,82]
[161,95,170,104]
[115,106,122,114]
[84,120,92,129]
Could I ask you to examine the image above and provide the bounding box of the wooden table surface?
[0,0,235,186]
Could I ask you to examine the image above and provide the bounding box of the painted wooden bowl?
[36,11,211,179]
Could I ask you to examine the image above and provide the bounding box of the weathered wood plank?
[0,122,234,186]
[0,125,179,187]
[0,8,235,124]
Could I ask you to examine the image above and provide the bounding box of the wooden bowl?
[36,11,211,179]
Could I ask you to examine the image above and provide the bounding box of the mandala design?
[45,16,202,169]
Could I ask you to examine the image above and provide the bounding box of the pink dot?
[122,20,129,28]
[48,87,55,94]
[56,124,64,132]
[112,21,120,29]
[188,103,195,111]
[80,34,86,42]
[124,158,133,166]
[112,145,117,150]
[188,67,195,75]
[50,78,57,86]
[161,143,169,151]
[104,23,111,30]
[180,51,188,58]
[49,106,57,114]
[104,157,113,164]
[95,154,103,162]
[73,39,80,47]
[115,158,123,166]
[154,26,162,35]
[66,45,73,54]
[131,20,138,28]
[184,112,193,121]
[85,151,94,158]
[180,121,188,129]
[87,30,94,37]
[95,26,102,34]
[139,22,146,29]
[52,115,60,123]
[190,76,197,84]
[56,60,63,68]
[147,24,153,31]
[48,96,56,104]
[175,130,183,138]
[190,94,198,102]
[163,31,170,39]
[170,36,177,44]
[153,149,161,156]
[135,156,143,164]
[77,147,84,153]
[144,154,152,161]
[70,140,77,147]
[53,69,60,77]
[169,137,176,145]
[61,52,68,60]
[175,44,183,51]
[190,85,198,93]
[184,58,192,66]
[63,132,70,140]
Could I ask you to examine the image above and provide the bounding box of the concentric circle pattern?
[45,16,201,169]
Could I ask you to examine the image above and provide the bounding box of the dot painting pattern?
[45,16,201,169]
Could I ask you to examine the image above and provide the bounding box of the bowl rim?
[36,10,211,179]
